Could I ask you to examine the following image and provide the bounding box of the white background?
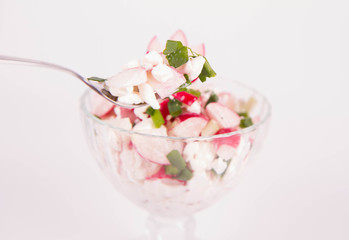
[0,0,348,239]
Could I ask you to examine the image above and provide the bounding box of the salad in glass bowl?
[80,30,271,240]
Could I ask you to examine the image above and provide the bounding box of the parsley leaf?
[205,92,219,108]
[166,46,189,68]
[198,60,216,82]
[163,40,183,55]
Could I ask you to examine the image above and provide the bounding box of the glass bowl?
[80,79,271,239]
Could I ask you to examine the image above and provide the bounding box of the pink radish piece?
[191,43,205,56]
[146,167,171,180]
[132,123,183,165]
[106,67,147,94]
[91,92,115,118]
[218,92,236,110]
[169,29,188,46]
[178,112,207,122]
[169,116,208,137]
[146,35,163,53]
[172,91,198,106]
[119,107,138,123]
[213,128,241,149]
[148,68,186,99]
[206,102,240,129]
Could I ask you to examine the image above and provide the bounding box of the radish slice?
[178,112,207,122]
[146,167,171,180]
[201,119,220,136]
[172,91,198,106]
[132,122,184,165]
[214,128,241,149]
[159,99,170,121]
[106,67,147,96]
[146,35,164,53]
[119,107,138,123]
[218,92,236,111]
[191,43,205,56]
[91,92,115,118]
[169,117,208,137]
[148,68,186,99]
[206,102,240,129]
[169,29,188,46]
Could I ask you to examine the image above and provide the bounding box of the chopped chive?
[168,99,182,117]
[240,117,253,128]
[165,165,180,176]
[93,114,101,120]
[176,87,188,93]
[238,112,249,118]
[146,107,164,128]
[151,109,165,128]
[183,74,191,85]
[87,76,107,82]
[205,92,219,108]
[173,168,193,181]
[187,89,201,98]
[166,150,186,171]
[146,106,155,116]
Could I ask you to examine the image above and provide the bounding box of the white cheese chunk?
[117,92,143,105]
[142,51,163,70]
[151,64,174,83]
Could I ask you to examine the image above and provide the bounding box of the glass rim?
[80,80,272,141]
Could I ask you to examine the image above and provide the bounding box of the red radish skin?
[146,35,163,53]
[214,128,241,149]
[146,167,186,185]
[159,99,170,122]
[191,77,199,83]
[172,91,198,106]
[178,112,208,122]
[191,43,205,56]
[169,30,188,46]
[206,102,240,129]
[146,167,170,180]
[100,107,116,120]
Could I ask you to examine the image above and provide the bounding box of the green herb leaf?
[165,165,180,176]
[146,106,155,116]
[87,76,107,82]
[151,109,165,128]
[166,46,189,68]
[166,150,186,171]
[240,117,253,128]
[187,89,201,97]
[168,99,182,117]
[163,40,183,55]
[205,92,219,108]
[173,168,193,181]
[238,112,249,118]
[146,107,164,128]
[183,74,191,85]
[198,60,216,82]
